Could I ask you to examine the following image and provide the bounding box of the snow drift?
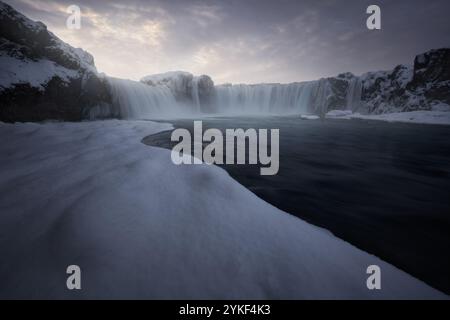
[0,120,446,299]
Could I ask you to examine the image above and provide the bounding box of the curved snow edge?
[0,120,447,299]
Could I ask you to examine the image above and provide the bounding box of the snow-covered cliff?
[360,49,450,114]
[0,1,112,122]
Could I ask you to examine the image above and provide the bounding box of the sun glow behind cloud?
[6,0,450,84]
[49,5,171,80]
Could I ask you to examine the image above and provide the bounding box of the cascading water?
[346,77,362,112]
[191,76,201,112]
[103,72,364,119]
[214,80,333,115]
[108,77,187,119]
[310,78,331,116]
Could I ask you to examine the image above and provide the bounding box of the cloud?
[185,3,224,28]
[5,0,450,83]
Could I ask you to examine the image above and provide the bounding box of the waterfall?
[108,77,186,119]
[346,77,362,112]
[191,76,201,112]
[216,83,311,114]
[101,73,364,119]
[314,78,332,116]
[214,81,330,115]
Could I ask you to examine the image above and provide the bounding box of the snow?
[140,71,196,104]
[431,101,450,112]
[141,71,193,84]
[325,110,353,118]
[394,66,413,88]
[47,34,97,73]
[0,119,446,299]
[140,71,194,96]
[0,56,79,91]
[300,114,320,120]
[360,65,412,92]
[326,109,450,125]
[360,70,390,90]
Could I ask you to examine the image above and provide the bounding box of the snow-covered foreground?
[326,110,450,125]
[0,120,446,299]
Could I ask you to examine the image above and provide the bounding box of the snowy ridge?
[0,0,96,72]
[0,119,447,299]
[0,0,97,92]
[45,31,97,73]
[141,71,193,87]
[0,1,112,122]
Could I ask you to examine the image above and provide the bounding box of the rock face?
[0,1,112,122]
[359,48,450,114]
[411,49,450,105]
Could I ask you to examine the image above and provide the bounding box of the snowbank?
[326,110,450,125]
[300,114,320,120]
[325,110,353,118]
[0,120,446,299]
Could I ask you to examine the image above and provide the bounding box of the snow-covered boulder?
[140,71,215,112]
[0,1,112,122]
[141,71,194,97]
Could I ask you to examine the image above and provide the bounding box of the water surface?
[143,116,450,294]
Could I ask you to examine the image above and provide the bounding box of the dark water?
[143,116,450,294]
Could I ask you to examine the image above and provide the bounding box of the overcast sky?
[5,0,450,84]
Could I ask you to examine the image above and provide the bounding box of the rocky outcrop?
[0,1,112,122]
[359,48,450,114]
[411,48,450,105]
[140,71,215,112]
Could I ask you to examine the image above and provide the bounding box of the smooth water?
[143,116,450,294]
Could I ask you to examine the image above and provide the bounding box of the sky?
[5,0,450,84]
